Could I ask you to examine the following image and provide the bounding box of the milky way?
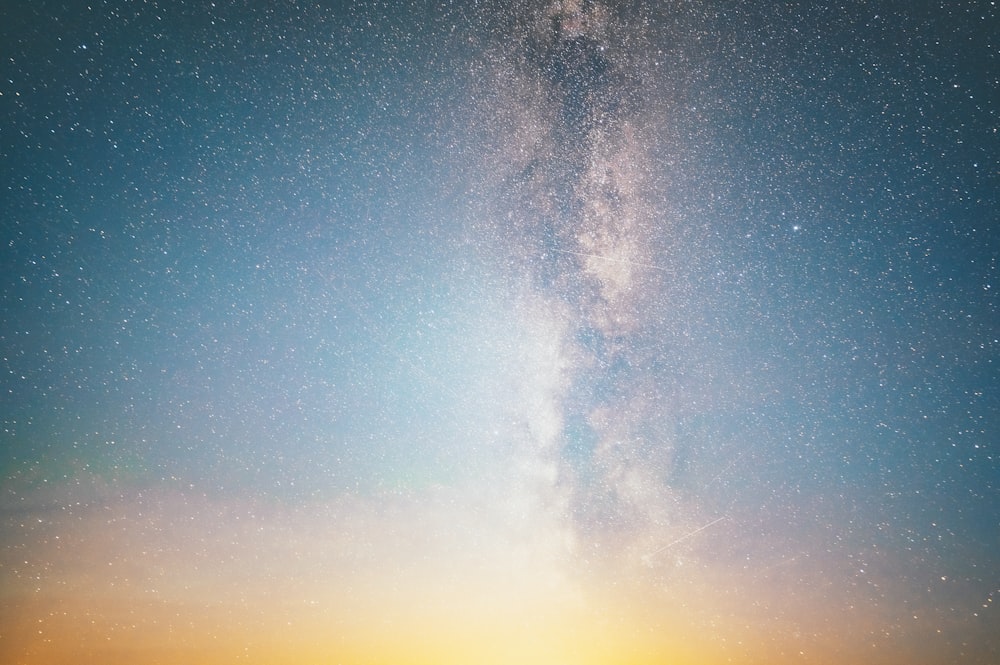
[469,0,711,573]
[2,1,997,664]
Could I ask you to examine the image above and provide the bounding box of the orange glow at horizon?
[4,582,736,665]
[0,482,737,665]
[1,479,936,665]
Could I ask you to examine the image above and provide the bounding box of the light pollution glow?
[1,474,898,665]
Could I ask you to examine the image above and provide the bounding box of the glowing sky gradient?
[2,1,998,663]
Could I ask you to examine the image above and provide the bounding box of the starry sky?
[1,1,998,663]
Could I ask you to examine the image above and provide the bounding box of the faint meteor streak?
[644,515,727,559]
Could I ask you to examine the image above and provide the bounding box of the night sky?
[2,1,998,663]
